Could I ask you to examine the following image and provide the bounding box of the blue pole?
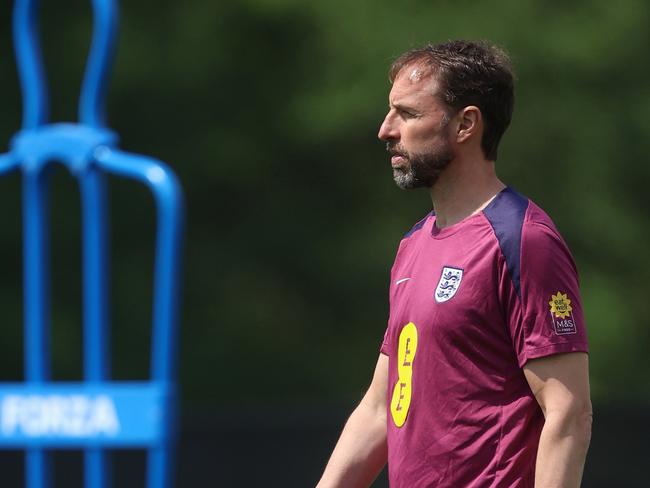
[23,162,52,488]
[95,147,184,488]
[5,2,185,486]
[79,0,118,128]
[81,166,111,488]
[13,0,48,129]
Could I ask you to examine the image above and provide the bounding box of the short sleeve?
[380,327,390,355]
[504,219,589,367]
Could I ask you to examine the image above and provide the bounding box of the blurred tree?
[0,0,648,411]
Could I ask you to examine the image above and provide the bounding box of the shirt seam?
[491,404,506,486]
[518,342,589,367]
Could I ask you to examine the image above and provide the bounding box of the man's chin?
[393,170,419,190]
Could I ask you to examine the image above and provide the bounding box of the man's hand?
[524,352,592,488]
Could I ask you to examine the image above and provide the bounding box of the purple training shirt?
[380,187,588,487]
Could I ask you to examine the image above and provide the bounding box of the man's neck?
[430,158,505,229]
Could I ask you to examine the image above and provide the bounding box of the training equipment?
[0,0,184,487]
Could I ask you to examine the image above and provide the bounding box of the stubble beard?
[388,139,454,190]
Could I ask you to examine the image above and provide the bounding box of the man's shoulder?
[481,187,567,296]
[483,187,560,239]
[483,186,529,229]
[522,199,563,235]
[482,187,574,293]
[482,187,530,259]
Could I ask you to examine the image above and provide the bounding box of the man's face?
[378,66,454,189]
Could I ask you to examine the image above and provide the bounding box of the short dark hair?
[390,40,514,161]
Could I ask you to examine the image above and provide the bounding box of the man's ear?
[456,106,482,144]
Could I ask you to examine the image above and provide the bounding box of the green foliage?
[0,0,648,406]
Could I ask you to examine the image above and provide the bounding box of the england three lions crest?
[435,266,464,303]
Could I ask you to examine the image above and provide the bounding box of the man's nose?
[378,114,399,142]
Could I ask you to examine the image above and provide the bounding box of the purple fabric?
[380,188,588,487]
[483,187,527,298]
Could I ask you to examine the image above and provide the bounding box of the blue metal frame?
[0,1,184,487]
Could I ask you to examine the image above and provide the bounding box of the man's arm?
[523,352,592,488]
[316,354,389,488]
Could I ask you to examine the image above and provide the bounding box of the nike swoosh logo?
[395,278,411,285]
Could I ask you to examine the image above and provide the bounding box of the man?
[317,41,592,487]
